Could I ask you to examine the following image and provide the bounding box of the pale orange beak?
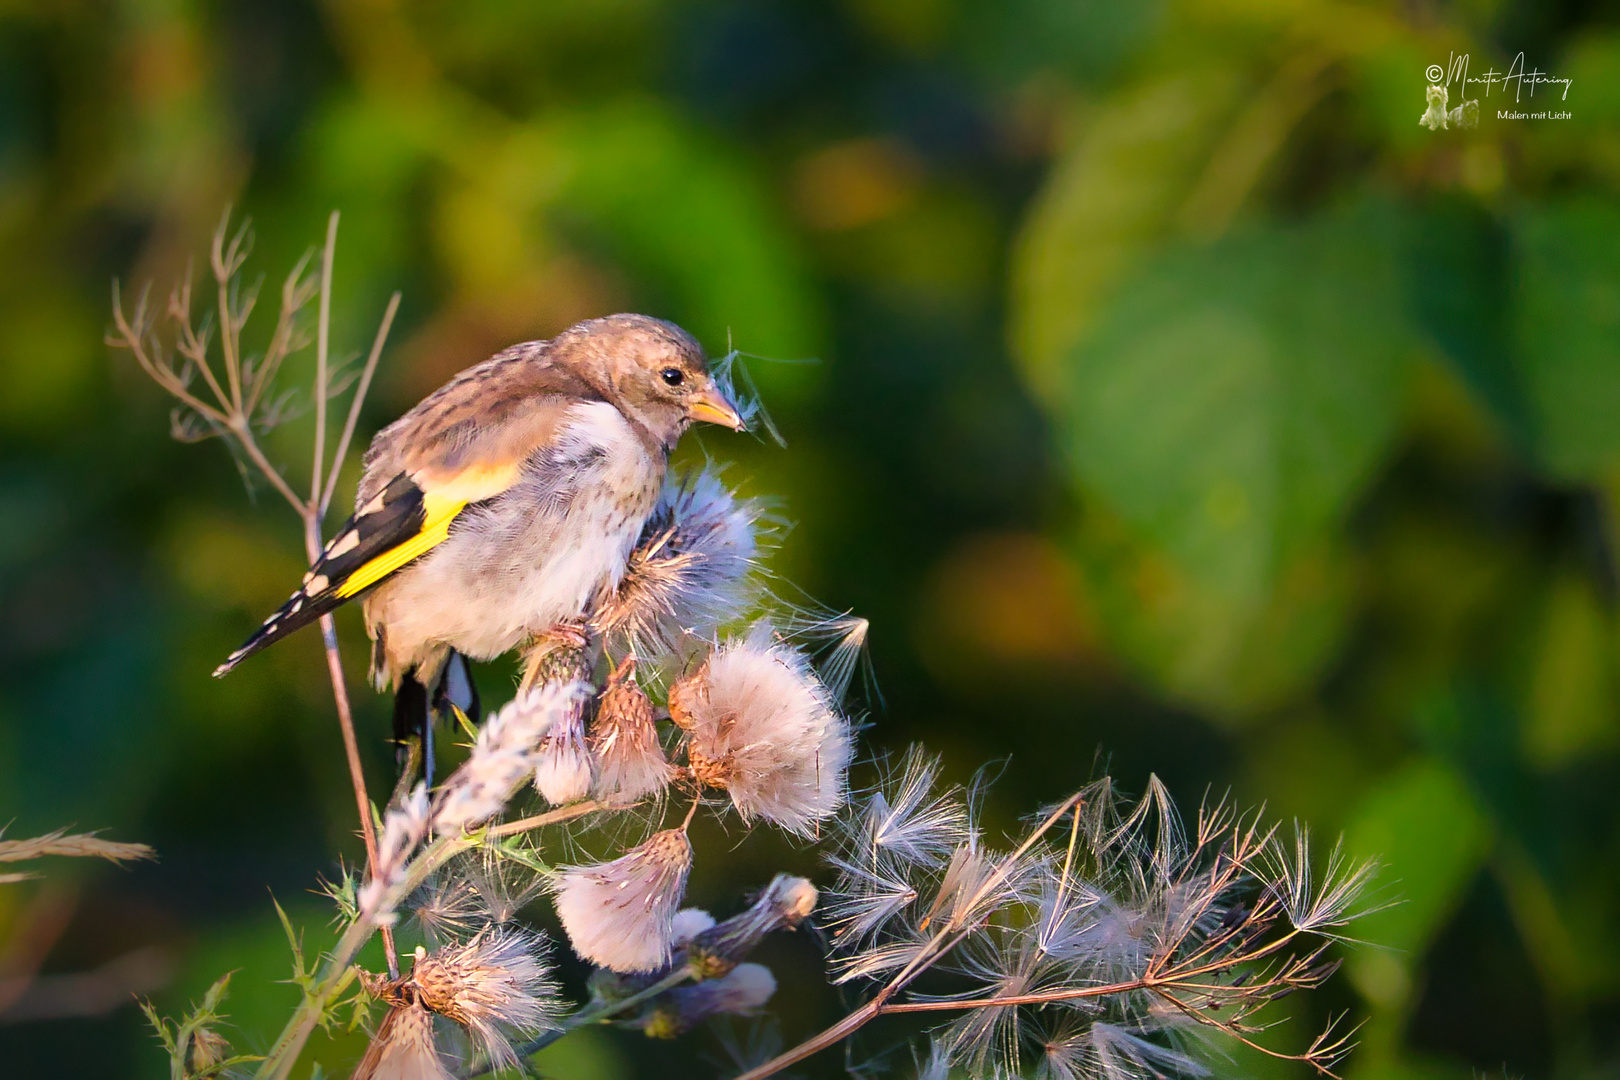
[688,389,746,431]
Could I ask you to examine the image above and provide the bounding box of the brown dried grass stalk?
[0,828,155,866]
[109,209,402,975]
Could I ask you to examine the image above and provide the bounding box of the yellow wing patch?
[333,461,523,599]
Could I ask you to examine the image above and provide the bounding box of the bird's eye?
[660,367,685,387]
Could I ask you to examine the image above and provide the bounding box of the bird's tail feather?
[393,652,480,780]
[211,584,348,677]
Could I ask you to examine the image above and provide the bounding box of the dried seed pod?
[666,664,705,731]
[687,874,818,978]
[529,645,590,687]
[522,623,593,690]
[687,745,733,790]
[189,1027,231,1075]
[592,663,672,804]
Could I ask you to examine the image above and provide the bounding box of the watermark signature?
[1421,51,1573,130]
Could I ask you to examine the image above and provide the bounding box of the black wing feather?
[212,474,428,677]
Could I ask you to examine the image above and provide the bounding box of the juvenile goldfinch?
[214,313,745,741]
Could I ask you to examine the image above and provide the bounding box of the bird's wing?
[213,351,605,677]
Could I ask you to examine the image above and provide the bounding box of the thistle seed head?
[407,926,560,1069]
[552,828,694,973]
[351,996,454,1080]
[679,628,852,835]
[532,694,595,806]
[590,665,672,805]
[593,466,766,657]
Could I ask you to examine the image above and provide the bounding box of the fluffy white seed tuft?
[674,628,852,835]
[532,700,594,806]
[670,907,716,947]
[593,467,764,656]
[552,828,693,973]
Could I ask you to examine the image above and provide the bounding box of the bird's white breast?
[366,400,662,677]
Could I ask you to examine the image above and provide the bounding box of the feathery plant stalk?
[257,801,601,1080]
[115,213,1377,1080]
[109,210,403,976]
[0,828,154,1019]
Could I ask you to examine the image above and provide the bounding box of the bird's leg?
[422,715,435,790]
[391,673,431,784]
[519,620,594,692]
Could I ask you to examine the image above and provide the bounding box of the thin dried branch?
[735,771,1376,1080]
[244,248,317,419]
[322,290,400,519]
[311,211,338,510]
[113,207,408,991]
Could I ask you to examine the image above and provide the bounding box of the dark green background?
[1,1,1617,1077]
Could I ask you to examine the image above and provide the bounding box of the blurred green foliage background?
[1,0,1618,1077]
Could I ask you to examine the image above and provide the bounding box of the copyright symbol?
[1426,65,1444,83]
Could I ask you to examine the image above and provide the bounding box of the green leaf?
[1511,199,1620,480]
[1524,572,1619,769]
[1341,756,1493,1011]
[1047,199,1413,714]
[1403,196,1533,445]
[198,971,234,1015]
[1072,510,1353,717]
[1010,64,1249,399]
[1058,198,1412,597]
[272,897,316,994]
[492,835,552,875]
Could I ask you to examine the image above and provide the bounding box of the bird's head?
[561,314,745,447]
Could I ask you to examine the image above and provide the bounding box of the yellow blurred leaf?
[1524,573,1618,769]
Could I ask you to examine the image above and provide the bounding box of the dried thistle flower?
[675,628,852,834]
[533,700,595,806]
[688,875,818,976]
[553,828,693,973]
[641,962,777,1038]
[352,996,455,1080]
[593,466,765,656]
[435,682,584,832]
[361,783,432,925]
[591,660,672,805]
[408,926,560,1069]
